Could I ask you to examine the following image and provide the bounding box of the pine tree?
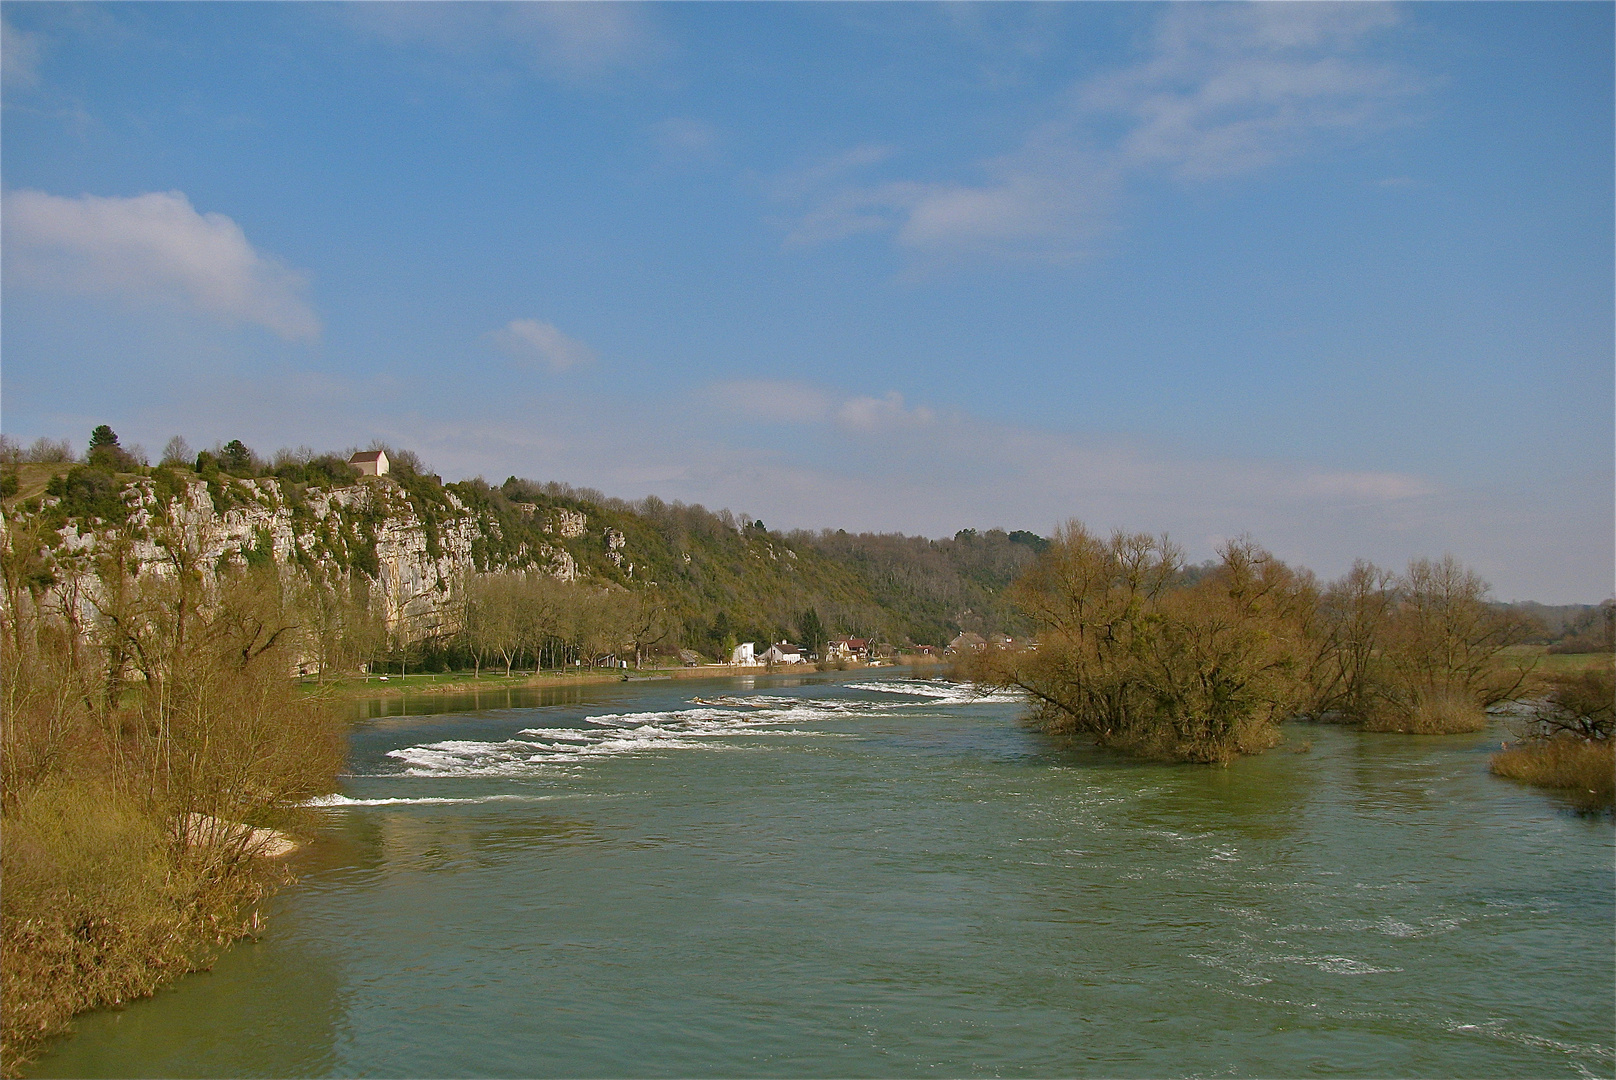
[797,607,826,658]
[87,425,125,470]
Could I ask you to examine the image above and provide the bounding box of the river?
[28,673,1615,1078]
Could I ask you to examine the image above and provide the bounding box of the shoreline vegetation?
[1,537,342,1076]
[2,430,1610,1074]
[313,656,944,701]
[1489,663,1616,811]
[964,525,1613,782]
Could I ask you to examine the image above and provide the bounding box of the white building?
[760,642,803,664]
[729,642,760,666]
[349,449,390,477]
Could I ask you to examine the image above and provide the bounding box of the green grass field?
[1500,644,1613,677]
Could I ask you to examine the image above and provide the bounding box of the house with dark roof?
[348,449,390,477]
[825,637,869,662]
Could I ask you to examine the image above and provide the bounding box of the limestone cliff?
[10,472,582,642]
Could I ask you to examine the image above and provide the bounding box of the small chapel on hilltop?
[348,450,390,477]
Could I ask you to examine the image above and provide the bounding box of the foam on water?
[304,793,557,807]
[845,678,1022,704]
[382,679,1017,778]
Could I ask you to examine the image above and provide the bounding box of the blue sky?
[2,2,1610,602]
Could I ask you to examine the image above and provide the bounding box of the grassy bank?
[1501,644,1612,680]
[2,785,292,1076]
[1491,739,1614,811]
[313,656,946,701]
[1487,660,1614,812]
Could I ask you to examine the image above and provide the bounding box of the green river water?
[27,673,1615,1078]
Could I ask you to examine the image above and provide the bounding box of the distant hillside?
[0,435,1039,663]
[477,476,1036,653]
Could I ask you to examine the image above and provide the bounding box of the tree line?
[456,573,671,674]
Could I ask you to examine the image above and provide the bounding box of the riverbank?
[1,788,306,1078]
[309,658,945,701]
[1,568,343,1078]
[1491,737,1614,811]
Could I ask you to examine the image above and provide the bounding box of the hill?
[0,435,1037,670]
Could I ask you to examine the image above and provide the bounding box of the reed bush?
[1361,690,1488,734]
[1491,739,1615,810]
[1489,664,1614,810]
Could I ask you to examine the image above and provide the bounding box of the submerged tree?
[978,524,1317,764]
[1307,556,1534,733]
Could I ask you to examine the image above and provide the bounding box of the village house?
[729,642,762,666]
[760,642,804,665]
[824,637,869,662]
[348,449,390,477]
[946,631,987,655]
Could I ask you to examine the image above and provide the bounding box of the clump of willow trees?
[1490,663,1614,809]
[1310,555,1534,734]
[971,522,1535,763]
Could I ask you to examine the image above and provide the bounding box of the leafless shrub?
[0,536,341,1071]
[24,437,73,464]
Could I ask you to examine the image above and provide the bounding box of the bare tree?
[1366,556,1533,732]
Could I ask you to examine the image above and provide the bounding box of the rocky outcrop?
[14,474,585,643]
[546,508,588,539]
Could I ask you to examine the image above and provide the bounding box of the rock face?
[546,508,588,539]
[15,474,582,643]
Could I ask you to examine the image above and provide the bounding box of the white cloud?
[1091,3,1416,180]
[488,319,598,371]
[682,378,1496,587]
[836,392,935,432]
[783,3,1419,259]
[2,16,41,87]
[709,381,935,432]
[653,117,720,157]
[2,189,320,340]
[1298,470,1437,501]
[772,145,894,202]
